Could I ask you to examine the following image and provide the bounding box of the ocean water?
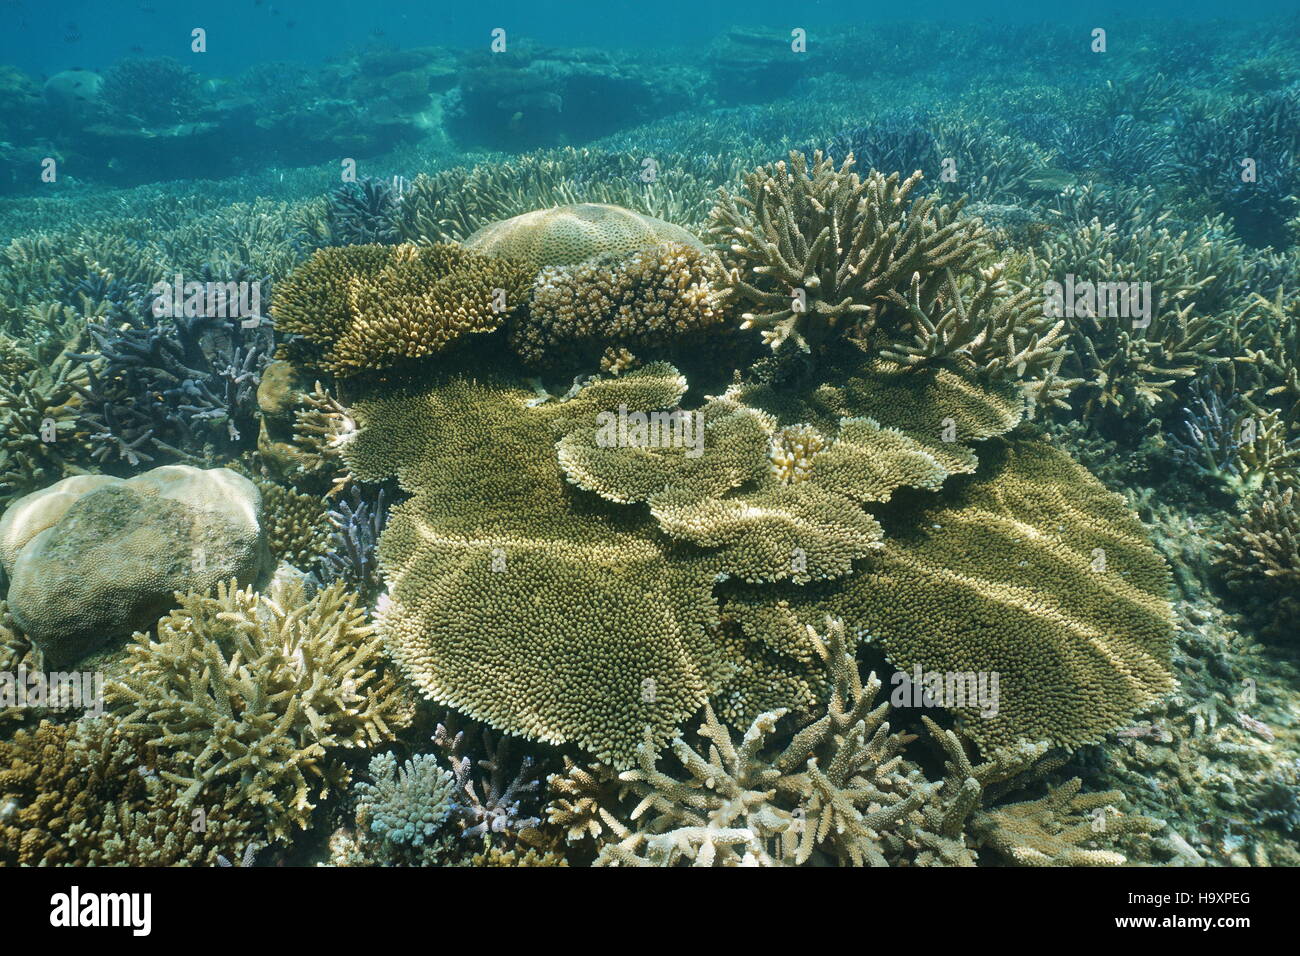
[0,0,1298,883]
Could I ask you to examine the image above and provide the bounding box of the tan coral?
[464,203,706,272]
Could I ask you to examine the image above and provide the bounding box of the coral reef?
[1215,483,1300,638]
[512,240,730,368]
[1,717,261,866]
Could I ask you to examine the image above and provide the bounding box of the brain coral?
[464,203,706,272]
[270,242,532,376]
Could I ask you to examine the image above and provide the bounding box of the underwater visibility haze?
[0,0,1298,880]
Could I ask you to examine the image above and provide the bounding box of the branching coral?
[589,620,1159,866]
[257,478,331,568]
[597,619,926,867]
[921,717,1162,866]
[270,242,531,376]
[708,151,983,354]
[106,578,409,839]
[511,241,730,368]
[0,346,94,508]
[71,297,273,466]
[318,486,390,606]
[355,750,457,849]
[1215,482,1300,638]
[431,721,543,839]
[708,152,1071,406]
[1,717,261,867]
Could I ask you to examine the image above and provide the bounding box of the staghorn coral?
[70,290,274,466]
[710,152,1071,405]
[431,721,544,840]
[1026,217,1238,422]
[1215,483,1300,638]
[596,622,926,867]
[270,242,531,376]
[106,577,409,840]
[318,486,390,607]
[464,203,706,272]
[100,56,205,127]
[323,177,404,246]
[545,757,623,845]
[921,717,1162,866]
[591,619,1158,866]
[510,241,730,368]
[1171,374,1300,498]
[0,346,94,509]
[708,151,983,354]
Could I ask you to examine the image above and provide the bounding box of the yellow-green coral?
[270,242,531,376]
[1,717,261,866]
[256,478,331,567]
[709,152,983,353]
[1215,482,1300,636]
[722,438,1175,753]
[464,203,706,272]
[344,363,734,767]
[107,578,409,839]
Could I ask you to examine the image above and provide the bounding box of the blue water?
[4,0,1299,77]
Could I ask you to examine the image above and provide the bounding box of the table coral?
[721,438,1175,753]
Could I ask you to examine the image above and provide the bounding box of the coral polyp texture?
[464,203,707,271]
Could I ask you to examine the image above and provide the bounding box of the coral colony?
[0,8,1298,874]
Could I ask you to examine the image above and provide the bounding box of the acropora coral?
[107,578,410,839]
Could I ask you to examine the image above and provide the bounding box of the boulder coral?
[464,202,706,272]
[0,465,270,665]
